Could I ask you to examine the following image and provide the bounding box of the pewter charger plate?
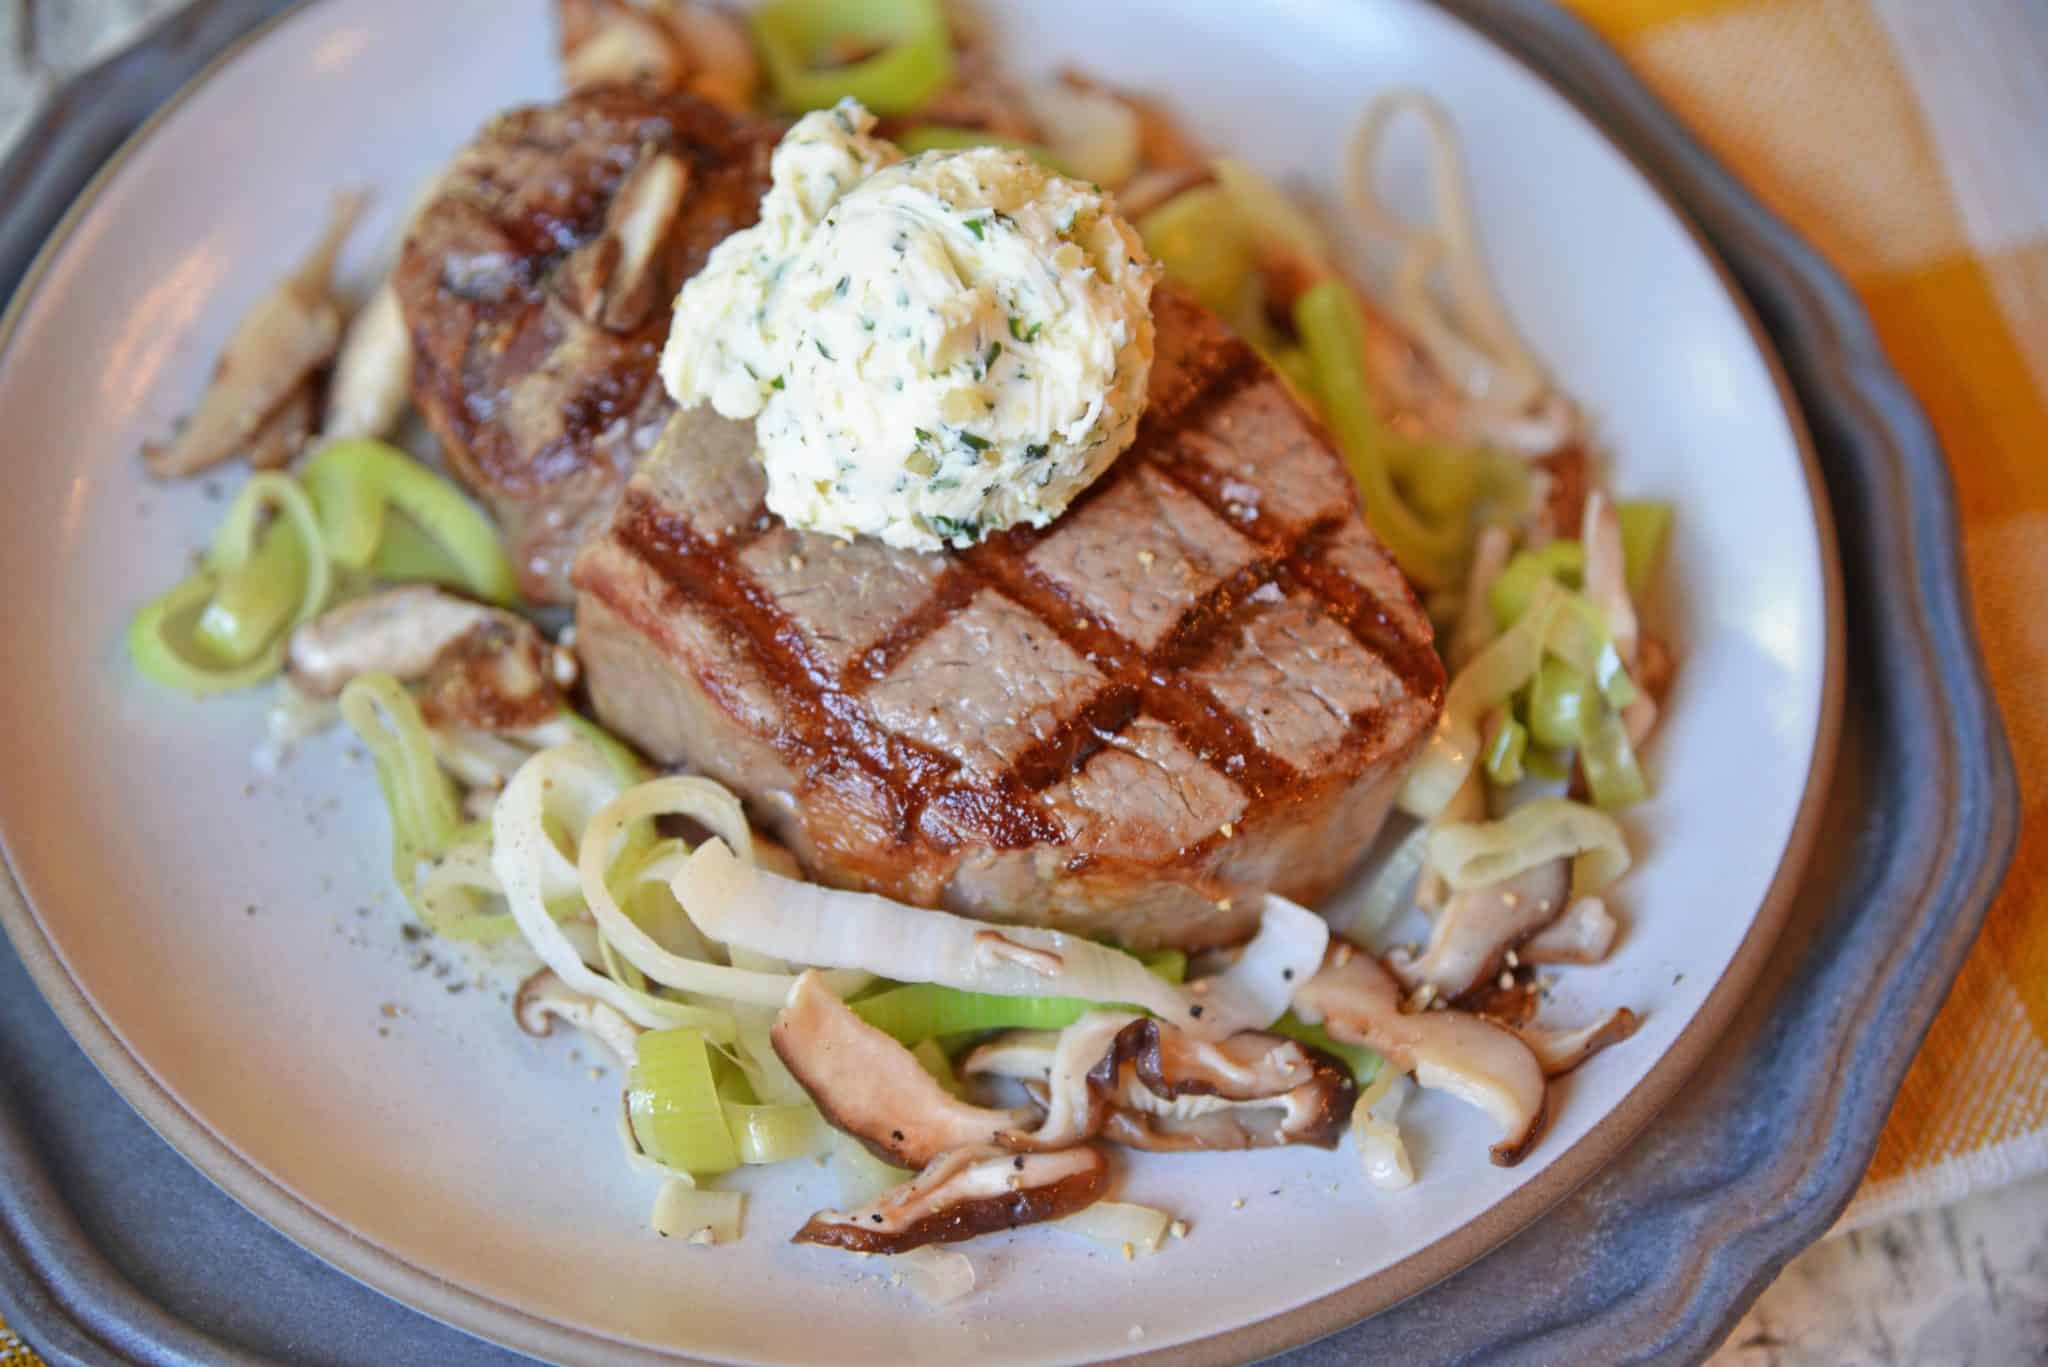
[0,1,2014,1364]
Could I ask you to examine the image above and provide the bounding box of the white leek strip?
[898,1246,976,1305]
[575,776,861,1007]
[1353,1068,1416,1191]
[651,1180,744,1244]
[1056,1201,1174,1256]
[1426,797,1630,897]
[1399,582,1565,818]
[670,841,1314,1039]
[493,746,737,1030]
[1202,894,1328,1030]
[1349,91,1546,412]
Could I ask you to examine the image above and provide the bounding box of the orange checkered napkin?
[1564,0,2047,1228]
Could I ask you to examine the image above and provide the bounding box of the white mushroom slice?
[772,971,1030,1169]
[324,281,413,439]
[958,1030,1062,1083]
[286,586,506,697]
[1520,897,1620,965]
[1293,944,1549,1165]
[975,1013,1135,1149]
[515,968,642,1066]
[1387,860,1570,1000]
[1518,1009,1639,1078]
[793,1144,1108,1254]
[146,192,363,478]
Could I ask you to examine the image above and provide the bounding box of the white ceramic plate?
[0,1,1838,1363]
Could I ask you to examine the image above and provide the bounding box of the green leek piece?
[851,948,1189,1043]
[1522,742,1571,782]
[1488,540,1584,630]
[128,473,330,695]
[852,984,1104,1043]
[723,1101,824,1165]
[300,438,517,605]
[1270,1013,1381,1086]
[629,1028,741,1175]
[1482,714,1529,786]
[1580,701,1650,810]
[340,673,464,901]
[749,0,953,115]
[1139,186,1255,318]
[193,520,307,664]
[1526,655,1593,750]
[1616,499,1672,599]
[1295,281,1468,589]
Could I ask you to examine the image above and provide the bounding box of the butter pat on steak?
[572,284,1444,950]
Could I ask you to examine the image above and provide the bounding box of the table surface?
[2,3,2042,1365]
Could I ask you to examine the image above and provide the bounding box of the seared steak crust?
[397,87,777,602]
[574,284,1444,949]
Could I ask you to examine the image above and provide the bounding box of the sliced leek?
[300,437,517,605]
[749,0,953,115]
[629,1027,740,1175]
[1424,796,1630,897]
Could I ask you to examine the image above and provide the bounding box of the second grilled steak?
[573,283,1445,950]
[397,87,777,603]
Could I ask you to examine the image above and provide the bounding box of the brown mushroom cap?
[772,971,1031,1169]
[794,1145,1108,1255]
[1294,942,1550,1166]
[965,1013,1357,1153]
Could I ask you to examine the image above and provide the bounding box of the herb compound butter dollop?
[661,99,1157,551]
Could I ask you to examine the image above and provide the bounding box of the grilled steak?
[573,283,1444,950]
[396,87,777,603]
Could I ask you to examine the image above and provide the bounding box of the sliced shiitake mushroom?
[287,586,559,730]
[965,1012,1355,1153]
[1293,941,1549,1166]
[772,971,1030,1169]
[145,192,363,478]
[1388,860,1571,1001]
[1519,1009,1639,1078]
[1520,897,1619,966]
[794,1144,1107,1255]
[515,967,641,1065]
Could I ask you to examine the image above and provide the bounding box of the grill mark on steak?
[1139,423,1446,709]
[959,544,1300,799]
[617,491,1066,849]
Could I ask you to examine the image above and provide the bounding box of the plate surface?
[0,1,1835,1363]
